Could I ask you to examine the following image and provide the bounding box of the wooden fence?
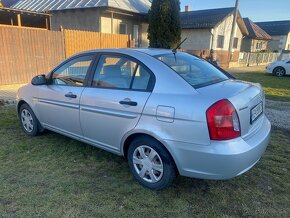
[0,26,65,85]
[64,30,129,57]
[0,26,130,85]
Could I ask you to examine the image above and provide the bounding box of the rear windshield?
[155,53,229,88]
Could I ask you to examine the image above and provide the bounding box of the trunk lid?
[197,79,265,137]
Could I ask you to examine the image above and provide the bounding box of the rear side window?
[156,53,228,88]
[51,56,94,86]
[92,55,152,90]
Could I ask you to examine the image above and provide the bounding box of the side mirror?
[31,75,47,86]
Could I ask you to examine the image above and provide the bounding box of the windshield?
[155,53,229,88]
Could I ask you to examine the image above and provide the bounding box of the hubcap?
[21,109,34,133]
[276,68,284,76]
[132,145,164,183]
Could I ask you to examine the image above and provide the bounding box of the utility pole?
[228,0,239,62]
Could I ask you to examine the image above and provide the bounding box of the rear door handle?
[65,92,77,98]
[119,100,138,106]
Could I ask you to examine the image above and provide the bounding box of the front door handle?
[65,92,77,98]
[119,100,138,106]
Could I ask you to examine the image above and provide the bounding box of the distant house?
[11,0,151,47]
[180,7,248,52]
[179,7,248,67]
[241,18,272,52]
[256,20,290,52]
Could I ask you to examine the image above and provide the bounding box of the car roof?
[132,48,174,56]
[74,48,174,57]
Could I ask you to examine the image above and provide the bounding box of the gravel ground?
[265,100,290,130]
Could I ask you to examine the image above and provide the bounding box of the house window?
[217,35,224,48]
[233,38,239,49]
[256,42,262,50]
[119,23,127,34]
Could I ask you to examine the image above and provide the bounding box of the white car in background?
[266,58,290,77]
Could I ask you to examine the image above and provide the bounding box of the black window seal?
[87,52,156,92]
[47,53,99,87]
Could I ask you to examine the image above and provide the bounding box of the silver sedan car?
[17,49,271,190]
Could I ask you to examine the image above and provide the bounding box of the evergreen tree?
[148,0,181,49]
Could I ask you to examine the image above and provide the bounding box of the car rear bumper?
[164,116,271,180]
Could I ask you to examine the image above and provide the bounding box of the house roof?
[2,0,20,7]
[180,7,235,29]
[0,7,50,16]
[180,7,248,35]
[11,0,151,14]
[256,20,290,36]
[243,18,271,40]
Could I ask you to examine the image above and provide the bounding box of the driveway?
[265,100,290,130]
[0,84,25,103]
[228,65,266,74]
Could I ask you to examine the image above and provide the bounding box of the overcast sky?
[180,0,290,22]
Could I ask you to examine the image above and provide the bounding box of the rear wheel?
[19,103,40,136]
[273,67,285,77]
[127,136,177,190]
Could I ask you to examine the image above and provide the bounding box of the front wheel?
[127,137,177,190]
[19,103,40,136]
[273,67,285,77]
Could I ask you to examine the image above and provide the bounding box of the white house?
[180,7,248,52]
[256,20,290,52]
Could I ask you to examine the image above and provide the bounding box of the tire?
[127,136,177,190]
[19,103,40,136]
[273,67,286,77]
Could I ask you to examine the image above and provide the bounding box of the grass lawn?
[0,106,290,217]
[233,72,290,102]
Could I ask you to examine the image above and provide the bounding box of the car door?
[36,54,96,138]
[80,53,155,153]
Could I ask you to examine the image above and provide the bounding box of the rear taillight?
[206,99,241,140]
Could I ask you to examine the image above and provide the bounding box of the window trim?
[233,37,239,49]
[217,35,225,49]
[86,52,156,92]
[47,53,98,87]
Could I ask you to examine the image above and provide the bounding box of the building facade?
[256,20,290,52]
[180,7,248,67]
[241,18,272,52]
[12,0,151,47]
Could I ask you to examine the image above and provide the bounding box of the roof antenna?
[172,37,187,53]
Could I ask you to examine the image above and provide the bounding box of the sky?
[180,0,290,22]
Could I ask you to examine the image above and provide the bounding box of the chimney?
[185,5,190,12]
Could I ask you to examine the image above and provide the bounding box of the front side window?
[217,35,224,48]
[92,55,152,90]
[51,56,94,86]
[156,53,229,88]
